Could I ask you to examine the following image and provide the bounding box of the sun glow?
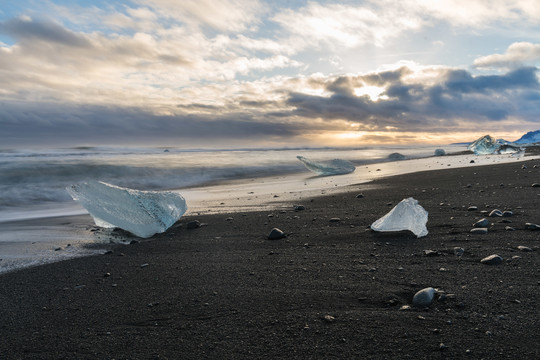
[353,86,388,101]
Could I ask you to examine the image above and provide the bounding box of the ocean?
[0,144,464,273]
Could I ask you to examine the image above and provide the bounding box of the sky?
[1,0,540,148]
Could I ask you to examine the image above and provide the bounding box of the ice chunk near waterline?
[370,197,428,238]
[297,156,355,175]
[66,180,187,238]
[468,135,524,156]
[434,148,446,156]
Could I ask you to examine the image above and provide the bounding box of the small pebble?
[412,287,435,307]
[467,206,478,211]
[532,183,540,188]
[525,223,540,230]
[517,246,532,252]
[323,315,335,323]
[473,218,489,227]
[329,218,341,223]
[480,254,503,265]
[186,220,201,229]
[294,205,306,211]
[502,211,513,217]
[488,209,503,217]
[505,226,515,231]
[454,247,464,257]
[470,228,488,234]
[356,193,365,198]
[268,228,286,240]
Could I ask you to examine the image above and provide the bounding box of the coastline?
[0,154,539,359]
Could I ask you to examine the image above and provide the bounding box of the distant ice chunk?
[297,156,355,175]
[371,197,428,238]
[434,148,445,156]
[468,135,524,156]
[67,180,187,238]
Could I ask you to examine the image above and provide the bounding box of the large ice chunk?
[371,197,428,238]
[297,156,355,175]
[67,180,187,238]
[468,135,524,155]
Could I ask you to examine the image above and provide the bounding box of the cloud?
[474,42,540,69]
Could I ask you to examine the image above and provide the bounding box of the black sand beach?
[1,156,539,359]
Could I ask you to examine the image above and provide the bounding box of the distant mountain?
[514,130,540,144]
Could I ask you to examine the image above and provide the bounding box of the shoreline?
[0,156,539,358]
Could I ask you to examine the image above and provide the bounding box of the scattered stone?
[329,218,341,223]
[225,217,234,221]
[399,305,411,311]
[470,160,475,163]
[525,223,540,230]
[423,250,439,256]
[480,254,503,265]
[517,246,532,252]
[140,263,149,268]
[488,209,503,217]
[356,193,365,198]
[470,228,488,234]
[412,287,436,307]
[268,228,286,240]
[467,206,478,211]
[532,183,540,188]
[104,272,111,277]
[186,220,201,229]
[454,247,465,257]
[294,205,306,211]
[439,343,447,351]
[502,211,513,217]
[473,218,489,227]
[322,314,335,323]
[505,226,515,231]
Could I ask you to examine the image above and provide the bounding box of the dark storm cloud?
[0,102,302,147]
[286,66,540,130]
[0,18,91,48]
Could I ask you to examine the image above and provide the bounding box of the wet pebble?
[470,228,488,234]
[532,183,540,188]
[517,246,532,252]
[467,206,478,211]
[489,209,503,217]
[525,223,540,230]
[480,254,503,265]
[186,220,201,229]
[502,211,513,217]
[412,287,435,307]
[329,218,341,223]
[268,228,286,240]
[473,218,489,227]
[356,193,365,198]
[454,247,464,257]
[294,205,306,211]
[505,226,515,231]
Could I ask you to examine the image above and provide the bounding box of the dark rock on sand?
[468,206,478,211]
[412,287,435,307]
[473,218,489,227]
[356,193,365,198]
[470,228,488,234]
[525,223,540,230]
[294,205,306,211]
[268,228,286,240]
[489,209,503,217]
[454,247,464,257]
[532,183,540,188]
[480,254,503,265]
[186,220,201,229]
[517,246,532,252]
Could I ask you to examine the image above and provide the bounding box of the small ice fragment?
[370,197,428,238]
[387,152,406,161]
[67,180,187,238]
[468,135,524,155]
[297,156,355,175]
[434,149,445,156]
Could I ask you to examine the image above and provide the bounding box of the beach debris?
[294,205,306,211]
[186,220,201,229]
[488,209,503,217]
[66,180,187,238]
[467,206,478,211]
[388,152,406,161]
[480,254,503,265]
[525,223,540,230]
[371,197,428,238]
[412,287,436,307]
[296,155,355,175]
[467,135,524,156]
[470,228,488,234]
[268,228,286,240]
[434,149,446,156]
[517,246,532,252]
[473,218,489,227]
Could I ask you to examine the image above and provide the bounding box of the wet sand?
[0,154,539,359]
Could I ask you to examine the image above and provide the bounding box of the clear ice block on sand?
[468,135,523,155]
[67,180,187,238]
[297,156,355,175]
[370,197,428,238]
